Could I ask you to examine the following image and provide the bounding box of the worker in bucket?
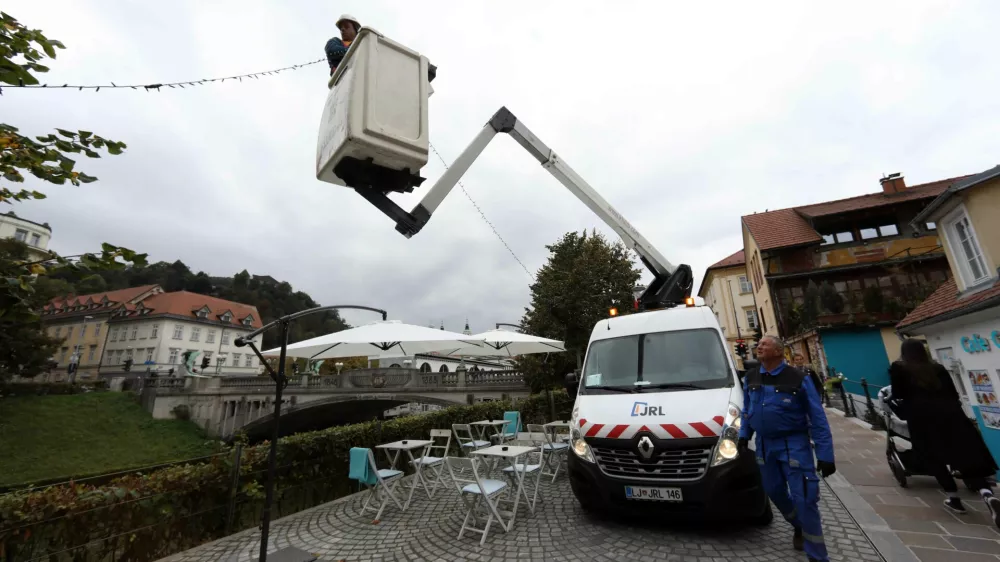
[739,335,835,562]
[325,14,360,76]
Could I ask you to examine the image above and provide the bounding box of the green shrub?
[0,391,573,561]
[0,380,108,397]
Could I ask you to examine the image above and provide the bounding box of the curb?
[823,406,919,562]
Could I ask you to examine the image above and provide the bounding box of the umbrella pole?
[258,319,289,562]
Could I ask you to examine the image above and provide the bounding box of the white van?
[565,299,771,523]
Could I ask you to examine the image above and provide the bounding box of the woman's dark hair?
[901,338,931,364]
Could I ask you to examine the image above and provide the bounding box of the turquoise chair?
[349,447,403,519]
[496,411,521,443]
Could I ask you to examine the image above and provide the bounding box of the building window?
[860,224,899,240]
[738,275,752,294]
[168,348,179,364]
[87,345,97,362]
[245,355,253,368]
[221,313,232,322]
[59,347,68,362]
[221,332,230,345]
[926,221,937,230]
[420,362,432,372]
[92,322,102,337]
[130,326,138,340]
[190,327,201,342]
[173,325,183,340]
[439,364,450,373]
[104,350,114,364]
[197,309,208,318]
[115,349,124,363]
[206,330,216,344]
[29,233,41,247]
[232,353,241,366]
[745,308,759,329]
[110,327,118,342]
[66,326,73,340]
[151,324,158,338]
[13,229,27,242]
[948,212,990,285]
[125,349,134,361]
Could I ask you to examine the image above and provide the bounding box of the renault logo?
[637,436,654,460]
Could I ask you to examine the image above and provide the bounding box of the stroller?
[879,386,978,489]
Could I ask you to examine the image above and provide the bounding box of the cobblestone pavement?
[162,469,880,562]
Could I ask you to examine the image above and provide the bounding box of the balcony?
[774,236,944,276]
[775,267,950,335]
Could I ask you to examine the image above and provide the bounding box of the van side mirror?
[564,372,579,398]
[740,359,760,382]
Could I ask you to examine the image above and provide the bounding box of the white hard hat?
[337,14,360,29]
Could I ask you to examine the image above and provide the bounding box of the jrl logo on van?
[631,402,664,417]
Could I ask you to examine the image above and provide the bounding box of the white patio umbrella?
[443,329,565,358]
[261,320,485,359]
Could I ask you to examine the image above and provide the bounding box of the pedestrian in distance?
[325,14,361,76]
[889,338,1000,524]
[793,352,825,396]
[739,335,835,562]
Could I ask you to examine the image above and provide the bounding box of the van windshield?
[580,328,734,394]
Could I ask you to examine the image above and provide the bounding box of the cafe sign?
[962,330,1000,354]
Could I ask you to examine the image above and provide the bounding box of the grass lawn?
[0,392,220,488]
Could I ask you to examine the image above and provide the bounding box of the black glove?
[817,460,836,478]
[737,437,750,454]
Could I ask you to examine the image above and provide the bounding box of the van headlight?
[711,403,742,467]
[571,427,595,463]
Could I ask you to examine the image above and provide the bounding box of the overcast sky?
[6,1,1000,332]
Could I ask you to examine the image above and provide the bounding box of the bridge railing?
[166,367,525,394]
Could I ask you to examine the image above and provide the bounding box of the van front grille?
[593,444,712,482]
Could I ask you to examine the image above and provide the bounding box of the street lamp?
[334,361,344,375]
[235,304,387,562]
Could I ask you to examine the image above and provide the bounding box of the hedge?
[0,390,573,561]
[0,380,109,397]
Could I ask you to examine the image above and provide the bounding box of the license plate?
[624,486,682,502]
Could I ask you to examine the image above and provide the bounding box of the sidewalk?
[827,408,1000,561]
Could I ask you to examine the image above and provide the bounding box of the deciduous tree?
[517,230,641,391]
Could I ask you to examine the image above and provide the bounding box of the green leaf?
[30,191,46,199]
[78,131,92,139]
[39,40,57,58]
[101,243,117,253]
[77,172,97,183]
[106,143,123,156]
[58,158,74,172]
[55,129,76,139]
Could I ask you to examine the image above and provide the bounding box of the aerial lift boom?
[351,106,694,310]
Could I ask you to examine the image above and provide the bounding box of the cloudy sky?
[7,1,1000,332]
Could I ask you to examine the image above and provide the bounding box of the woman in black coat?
[890,338,1000,522]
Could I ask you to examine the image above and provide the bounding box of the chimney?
[880,173,906,194]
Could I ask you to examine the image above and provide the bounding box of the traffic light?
[201,356,210,369]
[123,359,133,372]
[735,341,748,358]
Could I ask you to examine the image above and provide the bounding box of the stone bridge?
[144,368,530,438]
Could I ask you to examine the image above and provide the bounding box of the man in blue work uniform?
[739,336,836,562]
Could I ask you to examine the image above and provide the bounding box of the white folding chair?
[446,457,509,546]
[410,429,452,499]
[528,423,569,482]
[502,439,545,514]
[452,423,490,455]
[358,449,404,521]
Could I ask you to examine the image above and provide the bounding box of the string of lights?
[0,58,325,93]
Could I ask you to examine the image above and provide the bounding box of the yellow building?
[740,172,961,390]
[40,284,163,381]
[698,250,758,367]
[897,164,1000,463]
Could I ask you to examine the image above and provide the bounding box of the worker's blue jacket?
[325,38,349,73]
[739,361,834,464]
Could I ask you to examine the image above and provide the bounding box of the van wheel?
[751,502,774,526]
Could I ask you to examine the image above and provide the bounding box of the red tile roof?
[47,285,159,314]
[742,209,822,251]
[796,176,970,218]
[131,291,263,329]
[897,278,1000,330]
[707,249,746,270]
[742,175,972,252]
